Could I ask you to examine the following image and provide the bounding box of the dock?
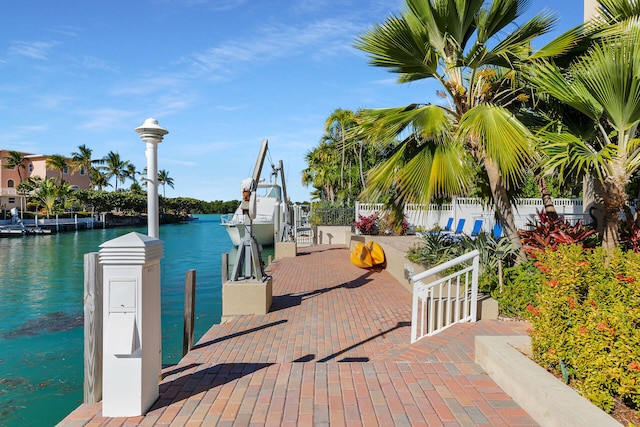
[59,244,535,426]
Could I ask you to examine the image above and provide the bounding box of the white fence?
[356,198,586,236]
[411,250,480,343]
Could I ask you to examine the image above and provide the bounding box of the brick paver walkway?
[59,245,536,426]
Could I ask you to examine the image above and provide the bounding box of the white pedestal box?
[99,232,163,417]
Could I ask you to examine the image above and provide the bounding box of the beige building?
[0,149,91,211]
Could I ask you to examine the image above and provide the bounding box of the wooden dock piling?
[183,269,196,357]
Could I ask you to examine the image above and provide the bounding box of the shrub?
[519,210,598,255]
[526,245,640,412]
[619,218,640,252]
[407,231,518,293]
[492,261,542,319]
[354,213,379,235]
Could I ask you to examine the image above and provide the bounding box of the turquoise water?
[0,214,270,426]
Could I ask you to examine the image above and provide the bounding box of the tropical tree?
[353,0,577,261]
[529,23,640,250]
[97,151,130,191]
[90,168,111,191]
[324,108,357,189]
[125,163,139,188]
[46,154,68,183]
[32,177,60,216]
[70,144,98,187]
[2,150,27,183]
[301,139,341,203]
[158,169,174,197]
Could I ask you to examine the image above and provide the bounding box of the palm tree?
[98,151,130,191]
[529,25,640,250]
[157,169,174,197]
[301,139,341,203]
[2,150,27,183]
[33,177,60,217]
[90,169,111,191]
[353,0,577,261]
[125,163,140,189]
[324,109,357,189]
[70,144,98,187]
[46,154,68,183]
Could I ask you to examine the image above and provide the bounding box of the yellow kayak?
[350,241,385,268]
[367,241,385,266]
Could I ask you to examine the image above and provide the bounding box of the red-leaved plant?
[354,213,379,235]
[519,210,597,256]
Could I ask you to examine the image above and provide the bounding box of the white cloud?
[9,41,58,60]
[76,108,139,130]
[180,18,362,79]
[47,25,80,37]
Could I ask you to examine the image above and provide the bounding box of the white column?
[145,140,159,238]
[135,118,168,239]
[100,232,163,417]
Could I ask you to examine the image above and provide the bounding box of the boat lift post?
[230,140,268,282]
[222,140,273,321]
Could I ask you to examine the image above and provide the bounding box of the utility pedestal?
[100,232,163,417]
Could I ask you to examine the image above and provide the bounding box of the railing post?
[470,254,479,322]
[183,269,196,357]
[411,282,419,343]
[83,252,103,403]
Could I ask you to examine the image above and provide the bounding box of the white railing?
[410,250,479,343]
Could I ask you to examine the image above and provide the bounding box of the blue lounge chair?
[442,218,466,242]
[441,217,454,233]
[492,222,503,238]
[470,219,483,237]
[451,218,466,234]
[417,217,454,238]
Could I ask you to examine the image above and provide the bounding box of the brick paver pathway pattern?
[59,245,536,426]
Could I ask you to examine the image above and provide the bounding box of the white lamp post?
[135,118,168,239]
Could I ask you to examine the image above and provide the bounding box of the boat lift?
[230,140,269,282]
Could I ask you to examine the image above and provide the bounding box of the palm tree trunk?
[340,135,346,188]
[598,177,624,251]
[484,158,527,263]
[534,169,557,218]
[358,142,366,188]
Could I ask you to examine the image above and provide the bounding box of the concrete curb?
[475,335,622,427]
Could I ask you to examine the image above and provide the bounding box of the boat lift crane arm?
[230,139,269,282]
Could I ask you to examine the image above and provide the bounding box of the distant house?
[0,149,91,211]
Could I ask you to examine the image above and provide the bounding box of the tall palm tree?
[324,109,357,189]
[90,169,111,191]
[46,154,68,183]
[98,151,130,191]
[70,144,98,187]
[157,169,174,197]
[2,150,27,183]
[301,139,341,203]
[529,25,640,250]
[125,163,140,188]
[354,0,577,261]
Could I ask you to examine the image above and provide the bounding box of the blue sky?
[0,0,585,202]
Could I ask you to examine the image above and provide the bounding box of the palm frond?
[354,14,437,82]
[572,31,640,131]
[457,104,536,187]
[540,131,614,183]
